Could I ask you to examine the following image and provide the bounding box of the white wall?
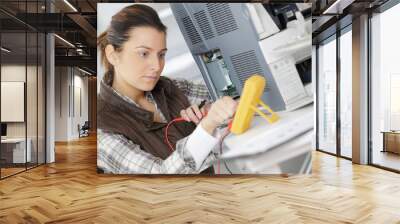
[55,67,89,141]
[55,67,68,141]
[1,65,33,138]
[1,64,46,163]
[1,66,25,130]
[1,65,26,142]
[72,74,89,138]
[1,82,24,123]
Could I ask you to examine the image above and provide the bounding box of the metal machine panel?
[171,3,286,111]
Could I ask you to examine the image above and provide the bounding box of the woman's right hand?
[200,96,238,135]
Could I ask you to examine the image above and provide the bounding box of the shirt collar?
[110,88,155,109]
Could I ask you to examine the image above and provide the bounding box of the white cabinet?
[1,138,32,163]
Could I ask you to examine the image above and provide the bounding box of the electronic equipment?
[170,3,313,174]
[170,3,287,111]
[1,123,7,139]
[170,3,312,112]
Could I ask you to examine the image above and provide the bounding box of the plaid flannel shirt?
[97,78,219,174]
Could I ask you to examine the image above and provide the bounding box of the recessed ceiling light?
[1,47,11,53]
[63,0,78,12]
[78,67,92,76]
[323,0,354,15]
[54,34,75,48]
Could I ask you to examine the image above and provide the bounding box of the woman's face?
[110,26,167,92]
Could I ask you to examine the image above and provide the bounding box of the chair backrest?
[82,121,90,129]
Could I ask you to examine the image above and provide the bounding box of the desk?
[1,138,31,164]
[221,132,312,174]
[381,131,400,154]
[218,104,313,174]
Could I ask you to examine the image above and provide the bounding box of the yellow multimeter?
[230,75,279,135]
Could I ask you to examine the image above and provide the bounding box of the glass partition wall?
[317,35,337,155]
[316,0,400,172]
[316,25,353,159]
[370,3,400,172]
[0,1,46,179]
[339,27,352,159]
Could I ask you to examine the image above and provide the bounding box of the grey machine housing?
[170,3,286,111]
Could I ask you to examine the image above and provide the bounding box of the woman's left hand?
[180,103,210,124]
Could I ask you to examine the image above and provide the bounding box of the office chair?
[79,121,90,138]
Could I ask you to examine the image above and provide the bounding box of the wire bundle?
[164,115,233,174]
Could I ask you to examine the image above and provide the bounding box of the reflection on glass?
[0,1,47,179]
[390,75,400,131]
[27,32,38,169]
[340,30,352,158]
[1,31,27,177]
[38,33,46,165]
[318,37,337,154]
[371,4,400,171]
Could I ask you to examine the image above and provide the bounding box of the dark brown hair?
[97,4,167,73]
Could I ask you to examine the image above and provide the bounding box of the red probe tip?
[228,121,233,130]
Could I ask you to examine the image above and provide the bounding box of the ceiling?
[311,0,391,44]
[0,0,395,74]
[0,0,102,74]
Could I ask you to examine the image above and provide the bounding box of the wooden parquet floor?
[1,134,400,224]
[1,167,26,178]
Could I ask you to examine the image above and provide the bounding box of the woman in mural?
[97,4,237,174]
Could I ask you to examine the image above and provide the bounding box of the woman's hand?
[180,103,209,124]
[200,96,238,135]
